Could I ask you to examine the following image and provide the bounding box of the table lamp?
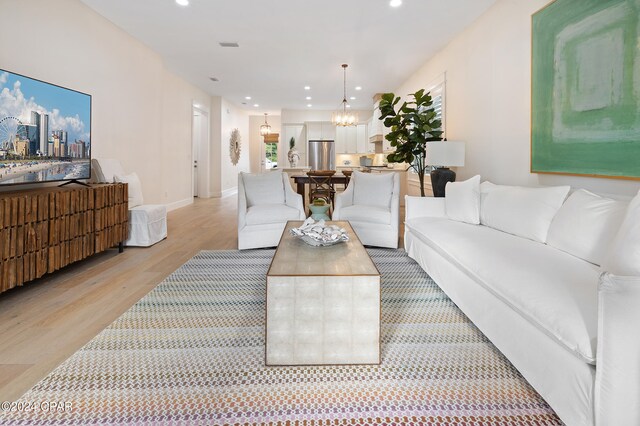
[425,141,465,197]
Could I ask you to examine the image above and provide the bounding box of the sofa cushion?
[603,190,640,276]
[245,204,301,226]
[338,205,391,225]
[445,175,480,224]
[547,190,627,266]
[114,172,144,208]
[92,158,125,183]
[242,172,285,207]
[406,216,599,364]
[352,171,394,209]
[480,182,570,243]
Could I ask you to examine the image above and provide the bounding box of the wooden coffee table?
[265,221,381,366]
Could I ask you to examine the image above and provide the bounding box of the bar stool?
[306,170,336,211]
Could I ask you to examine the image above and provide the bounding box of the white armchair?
[333,171,400,248]
[238,171,306,250]
[91,158,167,247]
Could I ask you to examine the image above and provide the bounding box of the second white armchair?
[333,171,400,248]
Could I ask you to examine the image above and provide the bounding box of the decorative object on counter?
[287,136,300,168]
[426,141,465,197]
[359,156,373,167]
[343,160,351,165]
[309,198,331,221]
[378,89,444,196]
[260,113,271,136]
[332,64,358,127]
[230,128,241,165]
[290,218,349,246]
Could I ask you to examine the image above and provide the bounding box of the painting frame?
[531,0,640,181]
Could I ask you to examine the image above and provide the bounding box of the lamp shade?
[425,141,465,167]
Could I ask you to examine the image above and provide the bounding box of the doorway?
[261,133,279,172]
[192,105,209,198]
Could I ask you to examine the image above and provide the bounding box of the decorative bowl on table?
[290,218,349,247]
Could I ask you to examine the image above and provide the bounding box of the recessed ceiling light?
[355,86,362,91]
[304,86,311,90]
[245,96,251,100]
[307,104,312,107]
[390,0,402,7]
[253,104,259,107]
[175,0,189,6]
[306,96,312,100]
[350,96,356,100]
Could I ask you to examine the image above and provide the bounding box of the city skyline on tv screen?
[0,69,91,185]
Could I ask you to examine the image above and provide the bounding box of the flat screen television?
[0,69,91,186]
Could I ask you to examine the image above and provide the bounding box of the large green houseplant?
[378,89,443,196]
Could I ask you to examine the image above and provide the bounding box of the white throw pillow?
[480,182,570,243]
[242,172,285,207]
[445,175,480,224]
[352,171,394,208]
[603,190,640,276]
[93,158,125,183]
[547,190,627,266]
[114,172,144,208]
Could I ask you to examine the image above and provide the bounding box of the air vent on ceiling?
[219,42,240,48]
[209,77,219,82]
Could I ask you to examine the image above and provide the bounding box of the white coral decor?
[290,218,349,246]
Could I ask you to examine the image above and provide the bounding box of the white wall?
[0,0,213,208]
[395,0,640,196]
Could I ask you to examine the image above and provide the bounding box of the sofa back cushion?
[114,172,144,208]
[445,175,480,224]
[352,171,394,209]
[480,182,570,243]
[242,172,285,207]
[547,190,627,265]
[603,190,640,276]
[92,158,125,183]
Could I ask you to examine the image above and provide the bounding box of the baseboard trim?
[166,197,194,212]
[221,187,238,198]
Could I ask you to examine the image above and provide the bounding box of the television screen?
[0,69,91,185]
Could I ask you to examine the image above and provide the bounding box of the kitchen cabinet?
[335,124,367,154]
[282,124,306,166]
[305,121,335,141]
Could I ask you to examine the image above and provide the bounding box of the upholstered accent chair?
[332,171,400,248]
[91,158,167,247]
[237,171,306,250]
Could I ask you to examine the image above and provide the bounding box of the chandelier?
[332,64,358,127]
[260,113,271,136]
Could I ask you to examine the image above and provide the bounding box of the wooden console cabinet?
[0,184,128,294]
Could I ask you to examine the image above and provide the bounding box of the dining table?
[291,174,349,207]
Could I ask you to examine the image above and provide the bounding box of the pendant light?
[260,113,271,136]
[332,64,358,127]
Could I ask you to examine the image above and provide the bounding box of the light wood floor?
[0,196,404,401]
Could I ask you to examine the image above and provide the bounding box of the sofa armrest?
[282,173,305,218]
[595,272,640,425]
[333,180,354,220]
[405,195,446,221]
[237,174,248,229]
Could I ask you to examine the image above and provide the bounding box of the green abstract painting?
[531,0,640,180]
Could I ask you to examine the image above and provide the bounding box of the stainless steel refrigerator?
[308,140,335,171]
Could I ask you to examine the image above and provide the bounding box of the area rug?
[0,249,562,425]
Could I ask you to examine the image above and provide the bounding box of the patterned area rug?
[1,249,562,425]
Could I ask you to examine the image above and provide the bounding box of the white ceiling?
[81,0,497,114]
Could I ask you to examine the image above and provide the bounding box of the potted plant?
[378,89,443,196]
[287,136,300,168]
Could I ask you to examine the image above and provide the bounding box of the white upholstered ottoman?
[266,221,381,366]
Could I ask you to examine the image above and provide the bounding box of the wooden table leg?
[296,181,306,207]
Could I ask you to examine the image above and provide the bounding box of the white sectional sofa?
[404,178,640,426]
